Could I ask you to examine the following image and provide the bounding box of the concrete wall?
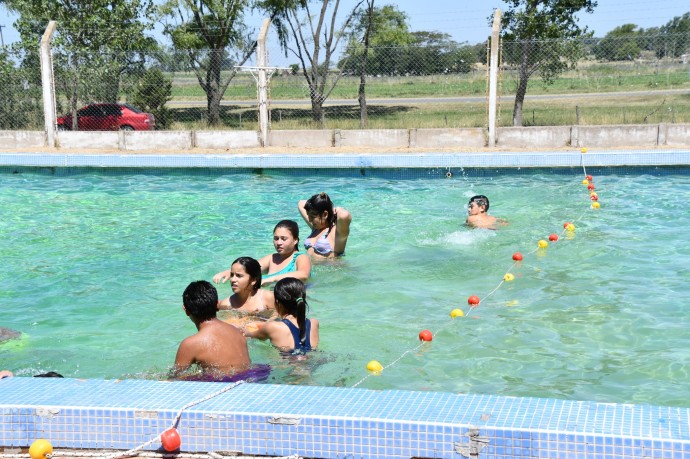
[664,124,690,147]
[497,126,571,149]
[269,129,333,148]
[2,124,689,151]
[335,129,409,148]
[0,131,45,149]
[571,125,660,148]
[195,130,260,149]
[57,131,120,150]
[411,128,485,148]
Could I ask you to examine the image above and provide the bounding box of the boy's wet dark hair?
[304,192,336,227]
[183,280,218,321]
[232,257,262,293]
[469,195,490,212]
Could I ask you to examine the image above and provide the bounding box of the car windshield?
[121,104,143,114]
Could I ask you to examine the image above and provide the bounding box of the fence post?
[257,18,271,147]
[488,9,501,148]
[40,21,57,148]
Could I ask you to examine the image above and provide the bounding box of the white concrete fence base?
[0,124,689,152]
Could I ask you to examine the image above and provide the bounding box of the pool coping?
[0,149,689,168]
[2,148,690,459]
[2,377,690,459]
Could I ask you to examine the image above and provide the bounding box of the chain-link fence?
[1,32,689,131]
[0,47,44,130]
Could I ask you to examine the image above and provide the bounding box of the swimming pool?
[2,158,689,409]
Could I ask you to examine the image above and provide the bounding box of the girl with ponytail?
[244,277,319,355]
[298,192,352,258]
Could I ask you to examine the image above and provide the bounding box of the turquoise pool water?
[1,167,688,407]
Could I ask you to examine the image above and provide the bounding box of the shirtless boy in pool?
[171,280,250,379]
[466,195,505,229]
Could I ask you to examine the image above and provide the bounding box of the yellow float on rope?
[29,439,53,459]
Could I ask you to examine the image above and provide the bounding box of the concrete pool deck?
[2,148,690,459]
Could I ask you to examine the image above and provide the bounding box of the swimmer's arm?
[258,254,272,274]
[297,200,313,229]
[263,290,276,311]
[217,297,231,310]
[243,321,270,340]
[212,269,231,283]
[334,207,352,253]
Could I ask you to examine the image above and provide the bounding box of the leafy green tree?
[0,49,42,129]
[659,12,690,58]
[160,0,254,126]
[403,31,475,75]
[499,0,597,126]
[267,0,365,124]
[5,0,155,130]
[339,4,414,76]
[592,24,642,61]
[131,68,173,129]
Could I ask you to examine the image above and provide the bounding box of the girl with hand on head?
[244,277,319,355]
[298,192,352,259]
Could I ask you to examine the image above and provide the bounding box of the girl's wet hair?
[274,219,300,250]
[274,277,309,347]
[231,256,262,292]
[469,195,490,211]
[304,192,336,227]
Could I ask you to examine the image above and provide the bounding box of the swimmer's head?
[304,192,336,228]
[468,195,490,213]
[273,220,300,252]
[183,280,218,321]
[274,277,309,345]
[231,256,262,293]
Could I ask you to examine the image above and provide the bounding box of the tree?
[592,24,642,61]
[0,49,42,129]
[403,31,475,75]
[357,0,374,128]
[160,0,255,126]
[339,4,414,76]
[499,0,597,126]
[272,0,365,125]
[659,12,690,58]
[6,0,156,129]
[131,68,173,129]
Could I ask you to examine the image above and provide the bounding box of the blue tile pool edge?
[1,149,689,169]
[2,378,690,459]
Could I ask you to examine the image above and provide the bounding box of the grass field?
[162,61,690,129]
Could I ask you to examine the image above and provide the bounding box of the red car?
[57,103,155,131]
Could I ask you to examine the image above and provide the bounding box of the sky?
[0,0,688,49]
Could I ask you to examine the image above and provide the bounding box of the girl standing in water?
[244,277,319,355]
[298,193,352,258]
